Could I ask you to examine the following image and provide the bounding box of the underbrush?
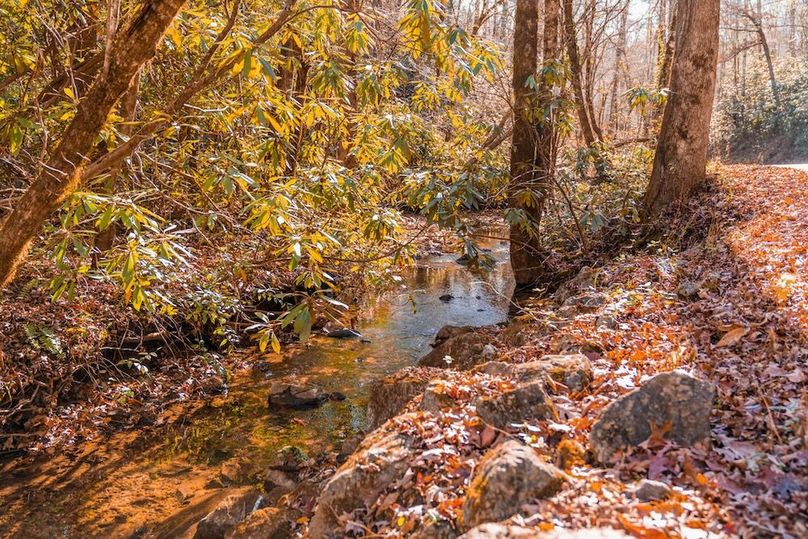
[712,57,808,163]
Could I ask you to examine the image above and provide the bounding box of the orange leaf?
[716,326,748,348]
[617,514,668,539]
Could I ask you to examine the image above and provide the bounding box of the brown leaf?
[716,326,749,348]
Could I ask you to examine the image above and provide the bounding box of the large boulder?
[589,371,714,463]
[513,354,593,392]
[471,354,593,393]
[462,441,568,529]
[227,507,293,539]
[419,326,492,370]
[309,427,413,538]
[475,381,556,430]
[267,382,345,410]
[194,488,263,539]
[366,367,444,430]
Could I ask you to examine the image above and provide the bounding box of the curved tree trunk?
[643,0,720,216]
[0,0,188,288]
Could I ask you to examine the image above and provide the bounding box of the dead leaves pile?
[315,165,807,538]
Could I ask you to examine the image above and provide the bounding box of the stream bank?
[0,225,514,538]
[1,166,805,538]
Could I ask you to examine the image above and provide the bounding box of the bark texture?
[643,0,720,216]
[508,0,540,285]
[510,0,561,286]
[0,0,187,288]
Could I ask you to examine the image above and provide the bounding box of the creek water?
[0,228,514,538]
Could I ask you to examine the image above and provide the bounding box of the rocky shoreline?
[189,269,718,539]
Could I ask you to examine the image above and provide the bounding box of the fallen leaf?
[716,326,749,348]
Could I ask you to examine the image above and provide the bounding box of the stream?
[0,229,514,538]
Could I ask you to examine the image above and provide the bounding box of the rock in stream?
[266,382,345,410]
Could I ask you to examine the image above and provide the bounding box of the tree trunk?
[0,0,187,288]
[652,0,676,125]
[508,0,540,286]
[509,0,560,286]
[608,1,629,133]
[643,0,720,216]
[745,9,780,112]
[562,0,598,146]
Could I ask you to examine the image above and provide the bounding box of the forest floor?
[0,164,805,538]
[298,164,807,538]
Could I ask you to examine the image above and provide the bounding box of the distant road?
[773,163,808,172]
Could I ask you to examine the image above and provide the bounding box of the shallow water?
[177,228,515,463]
[0,228,514,538]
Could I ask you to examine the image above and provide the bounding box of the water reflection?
[163,227,514,463]
[0,227,514,538]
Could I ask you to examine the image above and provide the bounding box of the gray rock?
[482,344,498,361]
[596,313,619,329]
[309,428,413,538]
[499,320,536,347]
[554,266,598,304]
[419,329,492,371]
[633,479,673,502]
[194,489,263,539]
[366,367,443,430]
[589,371,714,463]
[421,380,457,412]
[475,381,556,430]
[412,520,458,539]
[434,325,475,345]
[470,361,516,377]
[462,441,568,530]
[267,382,345,410]
[227,507,293,539]
[513,354,593,392]
[336,434,363,464]
[676,281,700,300]
[562,293,607,312]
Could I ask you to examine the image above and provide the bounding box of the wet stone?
[266,382,345,410]
[194,488,263,539]
[325,328,362,339]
